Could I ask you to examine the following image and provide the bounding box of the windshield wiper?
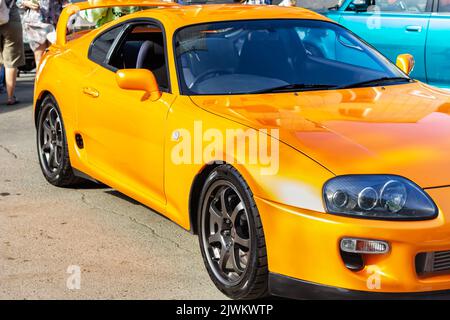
[253,83,338,94]
[338,77,412,89]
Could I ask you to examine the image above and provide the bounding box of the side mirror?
[115,69,161,101]
[396,54,415,75]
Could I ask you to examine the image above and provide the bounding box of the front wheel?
[36,95,83,187]
[198,165,268,299]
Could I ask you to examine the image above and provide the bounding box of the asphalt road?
[0,74,225,299]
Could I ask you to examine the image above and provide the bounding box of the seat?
[121,41,142,69]
[135,40,168,90]
[179,37,239,87]
[190,38,238,76]
[238,31,294,83]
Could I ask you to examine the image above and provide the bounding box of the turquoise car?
[302,0,450,88]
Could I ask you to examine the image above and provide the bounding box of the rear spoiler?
[56,0,178,46]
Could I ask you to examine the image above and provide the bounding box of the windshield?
[174,19,407,95]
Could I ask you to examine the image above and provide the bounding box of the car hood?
[190,82,450,188]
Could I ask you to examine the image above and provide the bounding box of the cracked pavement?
[0,74,225,299]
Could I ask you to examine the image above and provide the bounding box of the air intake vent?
[416,250,450,275]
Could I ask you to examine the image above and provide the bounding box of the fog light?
[340,238,389,254]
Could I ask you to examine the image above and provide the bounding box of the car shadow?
[74,181,171,221]
[72,181,109,190]
[102,189,177,224]
[104,190,142,206]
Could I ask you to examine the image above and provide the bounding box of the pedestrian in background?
[0,65,5,93]
[17,0,63,66]
[441,0,450,11]
[278,0,296,6]
[0,0,25,105]
[241,0,271,4]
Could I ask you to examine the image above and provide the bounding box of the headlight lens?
[323,175,437,220]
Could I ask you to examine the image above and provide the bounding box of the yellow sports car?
[35,0,450,299]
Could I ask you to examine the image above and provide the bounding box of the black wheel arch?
[34,90,53,128]
[189,162,223,235]
[189,162,258,235]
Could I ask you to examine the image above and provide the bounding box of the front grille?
[416,250,450,275]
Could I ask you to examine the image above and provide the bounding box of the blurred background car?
[299,0,450,89]
[295,0,343,11]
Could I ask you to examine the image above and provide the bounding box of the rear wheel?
[36,95,83,187]
[198,165,268,299]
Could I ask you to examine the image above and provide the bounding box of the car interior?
[176,24,390,94]
[109,25,169,91]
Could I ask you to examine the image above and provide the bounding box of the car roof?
[112,4,330,32]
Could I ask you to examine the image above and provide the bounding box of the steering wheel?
[190,69,234,89]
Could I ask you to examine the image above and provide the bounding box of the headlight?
[323,175,437,220]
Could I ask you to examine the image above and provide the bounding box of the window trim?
[88,25,124,69]
[88,18,172,93]
[432,0,438,11]
[88,24,127,70]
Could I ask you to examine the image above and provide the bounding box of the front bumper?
[255,186,450,295]
[269,273,450,300]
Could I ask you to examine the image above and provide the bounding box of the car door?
[337,0,432,82]
[77,21,175,210]
[425,0,450,88]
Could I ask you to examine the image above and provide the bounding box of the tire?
[198,164,268,299]
[36,95,83,187]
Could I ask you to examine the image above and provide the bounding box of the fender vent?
[75,133,84,149]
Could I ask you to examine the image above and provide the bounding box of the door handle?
[82,87,99,98]
[405,25,422,32]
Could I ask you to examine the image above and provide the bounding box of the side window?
[347,0,428,13]
[439,0,450,12]
[346,0,376,12]
[295,0,344,11]
[89,27,123,66]
[109,24,169,91]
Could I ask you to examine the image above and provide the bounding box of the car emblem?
[172,130,180,141]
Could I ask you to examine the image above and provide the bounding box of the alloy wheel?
[38,105,63,175]
[201,180,252,286]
